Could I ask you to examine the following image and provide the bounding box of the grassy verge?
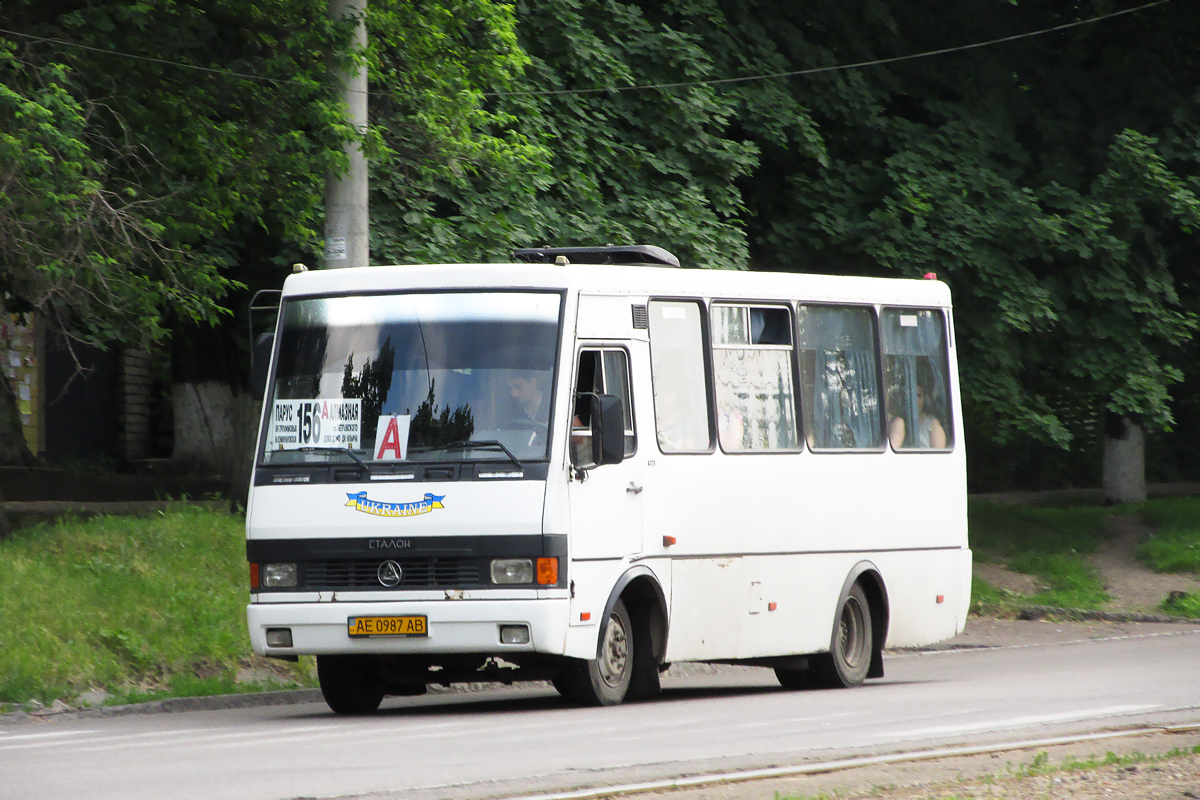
[968,495,1200,618]
[0,504,313,708]
[3,494,1197,708]
[968,499,1112,610]
[1137,497,1200,572]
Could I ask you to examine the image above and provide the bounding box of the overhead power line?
[482,0,1172,98]
[0,0,1173,101]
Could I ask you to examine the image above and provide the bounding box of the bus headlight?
[262,563,298,588]
[490,558,534,584]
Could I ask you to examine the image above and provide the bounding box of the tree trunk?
[170,379,262,503]
[171,380,237,476]
[1102,413,1146,505]
[0,370,36,467]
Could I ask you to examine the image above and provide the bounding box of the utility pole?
[325,0,368,269]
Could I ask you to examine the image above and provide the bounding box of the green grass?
[0,504,313,706]
[969,498,1112,611]
[968,495,1200,618]
[1136,497,1200,573]
[968,499,1110,557]
[1160,591,1200,617]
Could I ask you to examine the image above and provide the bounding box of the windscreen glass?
[260,292,562,464]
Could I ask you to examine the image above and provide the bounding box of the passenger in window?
[569,406,590,465]
[889,381,946,449]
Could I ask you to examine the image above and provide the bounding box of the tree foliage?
[4,0,1200,489]
[0,39,227,350]
[0,1,361,352]
[371,0,760,270]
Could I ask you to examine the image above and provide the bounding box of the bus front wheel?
[560,598,634,706]
[317,654,386,715]
[810,583,873,689]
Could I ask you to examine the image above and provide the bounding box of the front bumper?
[247,597,571,657]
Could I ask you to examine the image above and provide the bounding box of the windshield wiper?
[294,446,371,473]
[412,440,523,470]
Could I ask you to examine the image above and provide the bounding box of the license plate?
[347,615,428,638]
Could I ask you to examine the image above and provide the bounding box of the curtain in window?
[882,310,952,448]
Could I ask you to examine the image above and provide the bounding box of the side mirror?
[250,332,274,401]
[590,394,624,467]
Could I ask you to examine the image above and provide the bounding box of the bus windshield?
[259,291,562,465]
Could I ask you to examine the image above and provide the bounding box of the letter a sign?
[374,415,411,461]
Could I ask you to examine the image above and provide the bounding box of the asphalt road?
[2,622,1198,800]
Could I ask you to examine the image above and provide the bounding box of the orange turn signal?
[249,563,260,590]
[537,557,559,585]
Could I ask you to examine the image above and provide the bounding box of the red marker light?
[580,612,591,621]
[936,594,945,604]
[923,272,938,280]
[663,535,677,546]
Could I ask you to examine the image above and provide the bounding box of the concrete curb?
[1013,604,1192,624]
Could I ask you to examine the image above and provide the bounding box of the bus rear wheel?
[560,598,634,706]
[317,654,386,715]
[811,583,873,689]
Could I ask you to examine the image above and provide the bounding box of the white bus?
[246,245,971,713]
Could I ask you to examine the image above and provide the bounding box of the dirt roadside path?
[621,728,1200,800]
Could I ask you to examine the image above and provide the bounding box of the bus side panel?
[665,557,746,661]
[736,553,828,659]
[873,548,973,647]
[651,455,813,662]
[653,445,967,662]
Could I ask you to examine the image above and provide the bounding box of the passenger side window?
[881,309,954,451]
[711,304,800,452]
[648,301,713,452]
[797,305,883,450]
[571,348,635,465]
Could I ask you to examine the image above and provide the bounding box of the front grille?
[306,557,481,589]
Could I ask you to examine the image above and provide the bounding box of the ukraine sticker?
[345,491,445,518]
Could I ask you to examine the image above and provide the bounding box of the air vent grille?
[306,558,481,589]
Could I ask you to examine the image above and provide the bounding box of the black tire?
[810,583,873,689]
[551,666,576,700]
[317,654,386,715]
[627,607,662,700]
[564,598,634,706]
[774,667,810,690]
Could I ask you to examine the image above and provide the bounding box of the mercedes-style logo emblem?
[377,560,403,587]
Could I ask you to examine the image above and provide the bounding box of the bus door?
[567,345,643,561]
